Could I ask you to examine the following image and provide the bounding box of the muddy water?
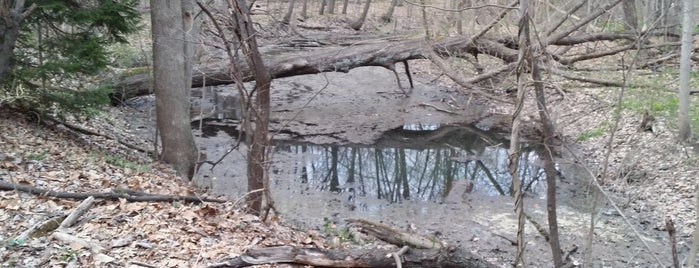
[195,121,667,267]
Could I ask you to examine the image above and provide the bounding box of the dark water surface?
[195,121,552,216]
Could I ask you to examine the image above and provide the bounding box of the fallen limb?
[208,245,499,268]
[52,118,152,154]
[427,50,513,104]
[418,102,459,115]
[549,67,626,87]
[0,181,226,203]
[347,218,442,249]
[15,215,67,241]
[60,196,95,228]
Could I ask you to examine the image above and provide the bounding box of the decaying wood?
[348,218,442,249]
[16,215,67,242]
[0,181,226,203]
[108,28,646,102]
[208,245,499,268]
[60,196,95,228]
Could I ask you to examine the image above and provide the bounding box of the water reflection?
[271,124,547,204]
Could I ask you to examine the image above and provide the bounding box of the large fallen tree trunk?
[208,245,499,268]
[108,36,511,102]
[107,30,644,103]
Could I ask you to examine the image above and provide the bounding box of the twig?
[417,102,459,115]
[549,67,626,87]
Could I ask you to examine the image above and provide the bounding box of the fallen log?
[0,181,226,203]
[107,35,518,102]
[108,28,651,103]
[208,245,499,268]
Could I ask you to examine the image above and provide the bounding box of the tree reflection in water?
[272,124,547,204]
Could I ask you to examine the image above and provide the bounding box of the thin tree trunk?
[327,0,336,14]
[532,50,564,268]
[510,0,530,265]
[282,0,297,24]
[341,0,349,14]
[0,1,35,87]
[229,0,273,215]
[319,0,326,15]
[381,0,398,22]
[301,0,308,19]
[678,0,693,141]
[350,0,371,30]
[622,0,638,31]
[420,0,430,39]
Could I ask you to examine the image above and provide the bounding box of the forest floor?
[3,4,699,268]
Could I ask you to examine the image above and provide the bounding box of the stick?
[60,196,95,228]
[667,217,679,268]
[387,246,410,268]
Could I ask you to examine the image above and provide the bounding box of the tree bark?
[300,0,308,19]
[678,0,693,141]
[228,0,273,215]
[282,0,296,24]
[509,0,530,265]
[150,0,199,179]
[381,0,398,22]
[327,0,336,14]
[208,245,499,268]
[0,1,36,86]
[350,0,371,30]
[622,0,638,31]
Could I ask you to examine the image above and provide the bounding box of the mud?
[121,66,671,267]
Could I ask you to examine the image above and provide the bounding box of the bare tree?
[622,0,638,31]
[341,0,349,14]
[283,0,297,24]
[0,1,36,86]
[319,0,326,15]
[509,0,530,265]
[677,0,693,141]
[327,0,336,14]
[301,0,308,19]
[350,0,371,30]
[150,0,199,179]
[227,0,273,215]
[381,0,399,22]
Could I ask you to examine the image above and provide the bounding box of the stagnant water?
[270,123,549,205]
[194,121,669,267]
[196,121,551,217]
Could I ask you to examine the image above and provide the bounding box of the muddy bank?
[116,65,673,267]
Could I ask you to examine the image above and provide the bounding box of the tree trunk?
[510,0,530,265]
[229,0,273,215]
[327,0,336,14]
[301,0,308,19]
[678,0,693,141]
[150,0,198,179]
[341,0,349,14]
[0,1,35,87]
[381,0,398,22]
[350,0,371,30]
[622,0,638,31]
[319,0,326,15]
[282,0,297,24]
